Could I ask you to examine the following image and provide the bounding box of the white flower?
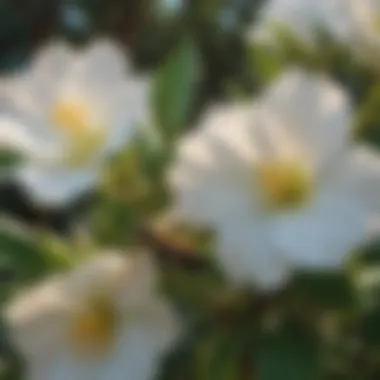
[5,252,180,380]
[250,0,380,65]
[251,0,352,46]
[168,69,380,291]
[0,39,149,207]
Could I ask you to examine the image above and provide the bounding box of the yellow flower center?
[69,298,118,356]
[258,161,312,211]
[52,101,91,135]
[51,101,105,166]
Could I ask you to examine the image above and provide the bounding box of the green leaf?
[0,149,23,171]
[291,271,354,310]
[154,36,201,143]
[361,305,380,348]
[0,224,72,282]
[90,196,139,246]
[0,316,23,380]
[195,327,245,380]
[249,44,284,87]
[256,322,320,380]
[355,84,380,147]
[0,227,50,279]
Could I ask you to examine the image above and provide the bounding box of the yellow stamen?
[258,162,312,211]
[51,101,105,166]
[69,298,117,356]
[52,102,91,135]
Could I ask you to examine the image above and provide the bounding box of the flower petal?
[102,316,179,380]
[60,252,158,311]
[271,191,367,269]
[197,104,258,175]
[170,170,253,227]
[61,252,130,301]
[36,301,179,380]
[23,41,75,116]
[261,69,352,173]
[251,0,352,46]
[114,253,159,311]
[217,220,292,291]
[62,39,129,98]
[333,145,380,216]
[104,77,151,155]
[30,41,75,81]
[4,275,73,359]
[168,104,259,225]
[0,116,61,161]
[33,347,108,380]
[17,165,98,207]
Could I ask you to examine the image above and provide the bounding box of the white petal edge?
[271,191,368,269]
[216,220,292,291]
[334,145,380,217]
[4,275,73,359]
[16,164,99,207]
[260,68,352,173]
[23,41,76,116]
[61,38,130,98]
[0,116,61,161]
[104,77,151,155]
